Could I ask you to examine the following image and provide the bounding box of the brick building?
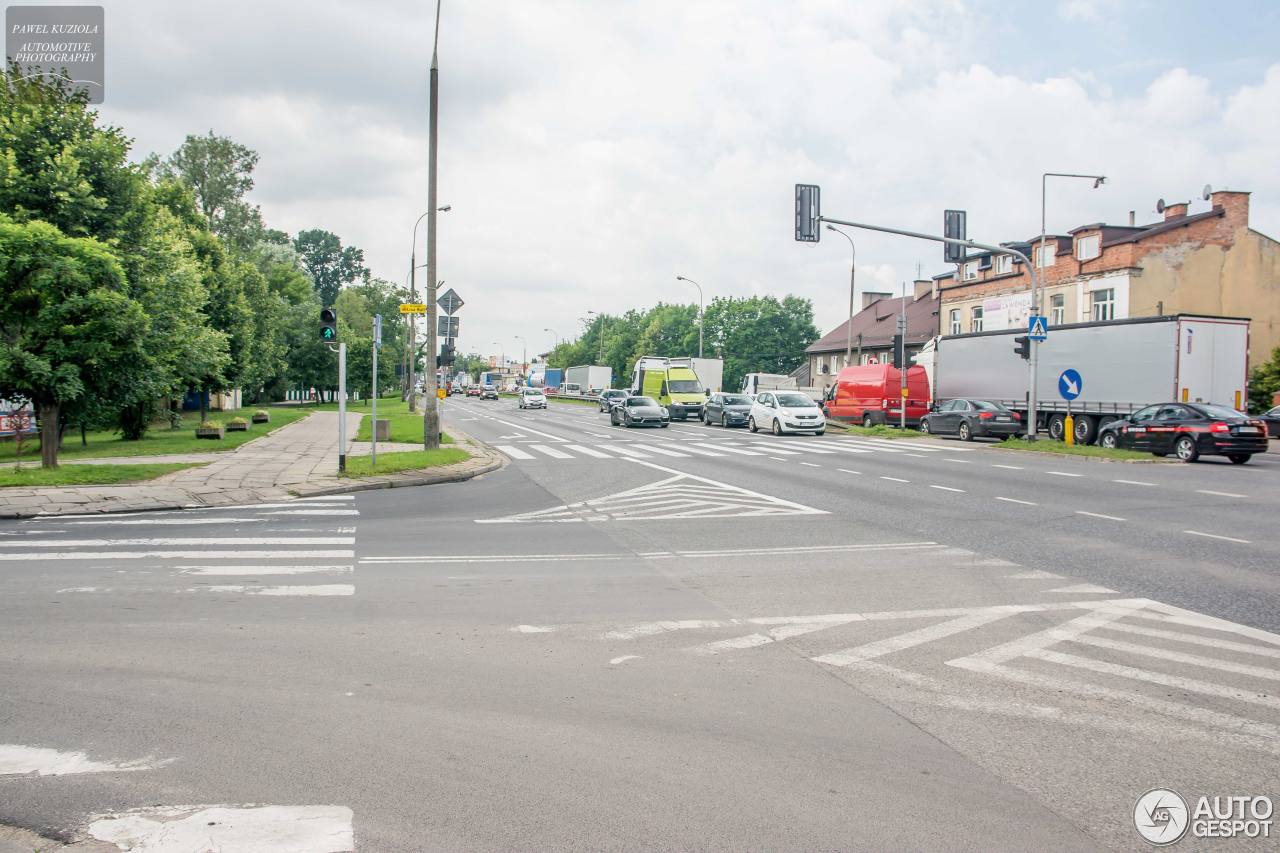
[934,190,1280,368]
[804,283,940,389]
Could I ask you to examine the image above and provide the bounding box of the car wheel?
[958,421,972,442]
[1174,435,1200,463]
[920,419,931,435]
[1228,454,1252,465]
[1099,432,1118,449]
[660,422,669,429]
[720,414,728,428]
[814,429,825,436]
[772,419,783,436]
[863,413,874,428]
[748,417,758,433]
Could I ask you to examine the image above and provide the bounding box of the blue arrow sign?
[1028,315,1048,341]
[1058,368,1082,401]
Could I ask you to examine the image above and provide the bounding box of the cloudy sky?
[90,0,1280,361]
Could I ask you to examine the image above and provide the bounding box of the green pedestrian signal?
[320,307,338,342]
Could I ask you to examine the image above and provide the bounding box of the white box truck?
[687,357,724,394]
[929,314,1250,444]
[564,365,613,395]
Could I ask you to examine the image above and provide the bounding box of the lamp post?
[1030,172,1106,441]
[514,335,526,378]
[826,225,856,366]
[543,327,559,350]
[491,341,505,376]
[421,0,445,448]
[675,275,704,358]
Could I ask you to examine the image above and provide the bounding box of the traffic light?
[1013,335,1030,359]
[320,307,338,342]
[891,334,905,369]
[436,342,456,368]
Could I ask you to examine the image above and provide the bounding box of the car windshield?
[722,395,751,405]
[1196,404,1246,419]
[667,380,702,393]
[775,393,815,407]
[628,397,658,407]
[972,400,1007,411]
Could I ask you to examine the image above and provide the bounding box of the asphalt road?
[2,396,1278,851]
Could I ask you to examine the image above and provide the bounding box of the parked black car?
[1097,402,1268,463]
[597,389,629,413]
[921,399,1023,441]
[1261,405,1280,438]
[703,392,753,427]
[610,396,670,428]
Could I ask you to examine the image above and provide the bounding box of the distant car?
[561,382,583,397]
[1097,402,1268,463]
[1261,405,1280,438]
[518,388,547,410]
[597,389,629,412]
[921,398,1023,441]
[611,395,670,428]
[748,391,825,436]
[465,385,481,398]
[704,392,753,428]
[480,384,499,401]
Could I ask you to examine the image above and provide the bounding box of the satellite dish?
[1155,198,1166,213]
[1202,184,1213,201]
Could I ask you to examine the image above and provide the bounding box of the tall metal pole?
[826,225,856,366]
[675,276,704,358]
[899,281,907,431]
[337,342,347,473]
[371,316,379,467]
[422,0,443,449]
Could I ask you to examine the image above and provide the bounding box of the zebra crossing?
[491,434,975,463]
[17,495,359,597]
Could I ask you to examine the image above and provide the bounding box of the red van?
[823,364,931,427]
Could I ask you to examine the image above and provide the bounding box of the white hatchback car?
[748,391,826,436]
[518,388,547,409]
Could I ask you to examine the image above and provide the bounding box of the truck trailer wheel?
[1073,414,1098,445]
[1047,413,1066,441]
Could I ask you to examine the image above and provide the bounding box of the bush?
[197,420,218,430]
[254,410,269,418]
[229,417,248,426]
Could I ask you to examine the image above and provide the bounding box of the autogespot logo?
[1135,789,1190,845]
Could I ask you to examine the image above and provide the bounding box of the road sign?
[437,315,459,338]
[399,302,426,315]
[437,388,446,400]
[1028,315,1048,341]
[795,184,820,242]
[373,314,382,347]
[1058,368,1082,401]
[944,209,966,263]
[438,288,464,315]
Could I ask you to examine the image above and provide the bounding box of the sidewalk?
[0,411,502,518]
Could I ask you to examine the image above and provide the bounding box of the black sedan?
[610,396,670,428]
[597,389,629,412]
[1261,405,1280,438]
[920,399,1023,441]
[703,392,753,427]
[1097,402,1268,463]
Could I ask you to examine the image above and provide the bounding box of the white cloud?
[1057,1,1101,23]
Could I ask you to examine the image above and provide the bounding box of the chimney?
[1209,189,1250,229]
[913,279,933,301]
[1164,201,1189,221]
[862,291,892,310]
[1128,210,1135,226]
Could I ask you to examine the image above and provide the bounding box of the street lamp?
[1030,172,1106,440]
[491,340,505,373]
[675,275,704,358]
[408,204,450,413]
[826,225,856,366]
[514,335,526,376]
[544,327,559,350]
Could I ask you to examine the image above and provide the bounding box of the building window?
[962,261,979,281]
[1050,294,1065,326]
[1035,243,1056,268]
[971,306,984,332]
[1091,288,1115,322]
[994,254,1014,275]
[1076,234,1101,261]
[949,309,961,335]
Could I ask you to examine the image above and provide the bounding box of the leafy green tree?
[159,131,264,250]
[0,218,148,467]
[293,228,368,306]
[1249,346,1280,413]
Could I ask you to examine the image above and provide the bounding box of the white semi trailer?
[564,365,613,394]
[928,314,1250,444]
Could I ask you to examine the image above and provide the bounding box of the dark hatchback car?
[1098,402,1268,463]
[921,398,1023,441]
[597,389,629,412]
[610,395,670,428]
[703,392,753,427]
[1261,405,1280,438]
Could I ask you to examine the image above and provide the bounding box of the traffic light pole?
[422,3,442,450]
[337,342,347,473]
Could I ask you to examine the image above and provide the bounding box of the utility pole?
[422,0,443,449]
[825,225,856,366]
[371,314,381,467]
[337,342,347,473]
[898,281,907,431]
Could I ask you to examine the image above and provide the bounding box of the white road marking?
[296,495,355,502]
[929,485,965,493]
[769,456,788,461]
[1007,570,1062,579]
[992,464,1023,470]
[0,537,353,547]
[610,655,641,665]
[879,476,909,483]
[1075,511,1125,522]
[56,517,266,526]
[364,553,623,564]
[1184,529,1251,544]
[903,453,926,458]
[564,443,612,458]
[584,431,612,438]
[1105,622,1280,659]
[1113,479,1156,487]
[0,744,166,777]
[601,444,651,458]
[57,587,101,593]
[629,443,691,458]
[489,418,569,442]
[515,625,556,633]
[1046,471,1083,478]
[814,609,1028,667]
[0,550,354,561]
[187,584,354,596]
[495,444,535,459]
[996,496,1037,506]
[947,602,1146,670]
[694,443,764,456]
[1196,489,1247,498]
[944,458,973,464]
[671,443,726,457]
[770,441,835,454]
[1048,583,1117,594]
[529,444,574,459]
[837,468,861,475]
[800,461,820,468]
[85,805,355,853]
[750,445,801,455]
[1073,634,1280,682]
[260,509,360,516]
[182,565,352,575]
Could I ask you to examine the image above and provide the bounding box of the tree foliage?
[1249,346,1280,413]
[158,130,264,250]
[293,228,368,306]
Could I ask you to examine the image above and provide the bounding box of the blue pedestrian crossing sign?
[1058,368,1082,401]
[1028,315,1048,341]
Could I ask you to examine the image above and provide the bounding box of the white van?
[561,383,583,396]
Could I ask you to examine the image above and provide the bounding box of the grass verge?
[830,423,925,439]
[0,462,204,488]
[353,403,453,444]
[340,448,470,478]
[997,438,1155,461]
[0,409,311,461]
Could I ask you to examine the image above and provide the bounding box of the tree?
[293,228,368,306]
[1249,346,1280,413]
[159,131,264,250]
[702,295,819,390]
[0,218,148,467]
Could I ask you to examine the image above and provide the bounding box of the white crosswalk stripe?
[529,444,574,459]
[628,443,691,458]
[564,443,613,458]
[495,444,535,459]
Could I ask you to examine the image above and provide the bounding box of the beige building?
[934,190,1280,369]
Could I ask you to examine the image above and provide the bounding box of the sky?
[79,0,1280,362]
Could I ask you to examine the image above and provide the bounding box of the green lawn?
[997,438,1156,461]
[350,398,453,443]
[0,461,204,488]
[831,423,925,439]
[340,448,470,478]
[0,408,312,461]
